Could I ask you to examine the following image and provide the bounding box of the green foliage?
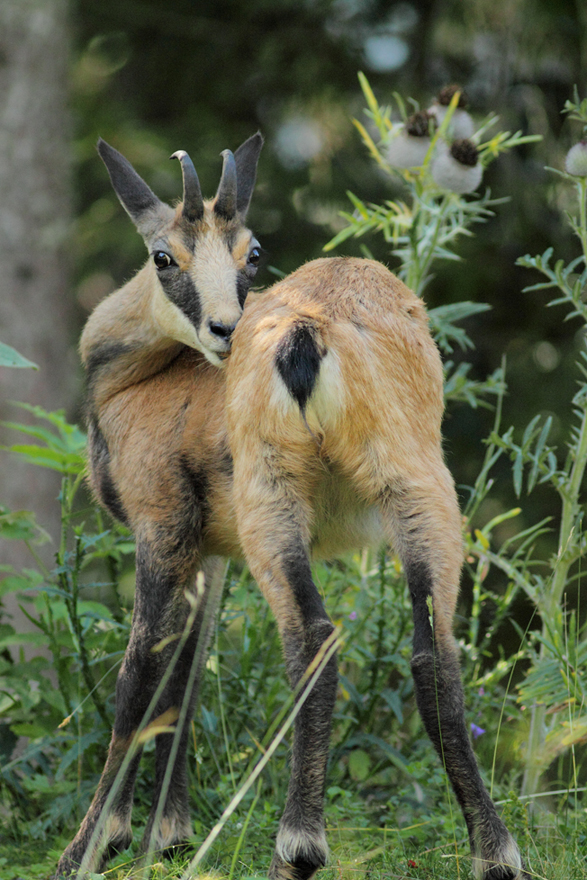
[562,86,587,134]
[0,408,133,838]
[2,403,86,474]
[458,93,587,797]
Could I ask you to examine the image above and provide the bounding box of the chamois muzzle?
[171,150,204,222]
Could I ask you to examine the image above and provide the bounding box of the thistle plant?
[326,73,539,411]
[325,75,539,292]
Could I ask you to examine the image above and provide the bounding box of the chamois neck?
[81,263,186,410]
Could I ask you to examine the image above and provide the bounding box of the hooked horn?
[170,150,204,222]
[214,149,237,220]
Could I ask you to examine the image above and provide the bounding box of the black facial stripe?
[158,271,202,330]
[236,271,251,308]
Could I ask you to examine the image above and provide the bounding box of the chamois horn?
[214,149,237,219]
[171,150,204,222]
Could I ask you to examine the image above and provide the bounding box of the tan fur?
[226,259,462,638]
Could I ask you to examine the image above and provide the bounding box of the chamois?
[56,137,527,880]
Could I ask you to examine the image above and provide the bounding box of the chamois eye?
[153,251,173,270]
[247,247,261,267]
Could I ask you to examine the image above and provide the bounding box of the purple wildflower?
[348,611,357,621]
[471,723,485,739]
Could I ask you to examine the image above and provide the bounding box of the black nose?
[208,319,237,340]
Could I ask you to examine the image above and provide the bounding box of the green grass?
[1,795,585,880]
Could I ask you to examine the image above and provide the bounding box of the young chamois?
[56,137,527,880]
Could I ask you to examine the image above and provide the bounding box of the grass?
[1,799,586,880]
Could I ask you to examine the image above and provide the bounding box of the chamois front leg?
[237,486,338,880]
[382,474,528,880]
[141,556,226,859]
[55,537,203,879]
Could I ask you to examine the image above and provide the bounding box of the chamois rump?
[56,135,527,880]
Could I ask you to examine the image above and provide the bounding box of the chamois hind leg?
[141,556,227,859]
[55,532,203,879]
[380,472,527,880]
[236,477,338,880]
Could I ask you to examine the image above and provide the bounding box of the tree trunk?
[0,0,76,644]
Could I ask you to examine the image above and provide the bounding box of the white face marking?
[190,234,242,354]
[149,283,207,353]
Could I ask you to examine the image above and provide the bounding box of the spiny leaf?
[352,118,388,171]
[358,71,379,117]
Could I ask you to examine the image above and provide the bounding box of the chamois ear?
[97,138,173,237]
[234,132,264,218]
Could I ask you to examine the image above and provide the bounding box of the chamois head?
[97,134,263,366]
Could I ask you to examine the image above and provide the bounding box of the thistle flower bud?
[405,110,433,138]
[386,111,434,169]
[565,140,587,177]
[429,84,474,139]
[438,85,469,109]
[431,139,483,194]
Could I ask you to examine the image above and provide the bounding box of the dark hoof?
[482,862,530,880]
[269,853,324,880]
[105,832,133,860]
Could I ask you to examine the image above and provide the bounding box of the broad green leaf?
[0,342,38,369]
[0,571,44,597]
[3,444,85,474]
